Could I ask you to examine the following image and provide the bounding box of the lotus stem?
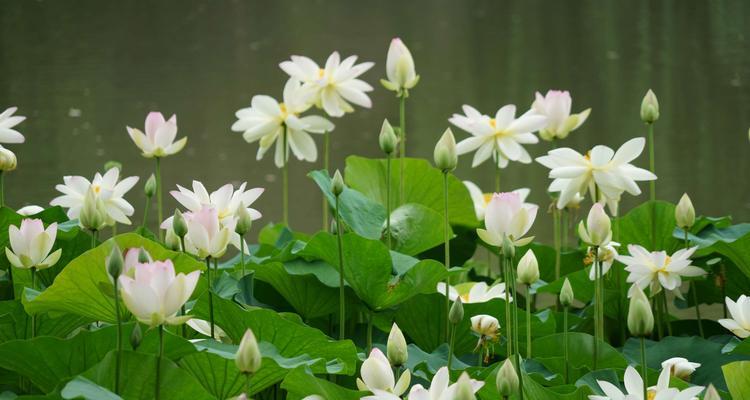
[113,272,122,394]
[561,210,568,249]
[179,236,187,338]
[322,131,330,231]
[648,124,656,202]
[282,126,289,226]
[366,311,373,354]
[563,305,569,384]
[155,157,163,241]
[494,161,501,192]
[526,289,532,358]
[593,245,600,370]
[553,206,561,311]
[640,336,648,400]
[155,324,164,400]
[240,234,246,278]
[662,291,672,336]
[512,263,524,400]
[335,196,345,340]
[244,373,251,398]
[447,323,457,371]
[683,230,704,337]
[0,171,4,207]
[385,153,392,248]
[477,349,483,367]
[398,94,406,205]
[30,268,36,338]
[141,195,150,230]
[206,257,215,339]
[442,172,451,341]
[502,253,512,358]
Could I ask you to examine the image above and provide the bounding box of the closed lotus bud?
[0,146,17,172]
[675,193,695,230]
[144,174,157,198]
[703,384,720,400]
[331,169,345,197]
[496,359,519,397]
[386,323,408,367]
[235,203,253,236]
[165,228,182,251]
[501,235,515,259]
[517,249,539,285]
[640,89,660,124]
[628,285,654,337]
[79,188,107,231]
[382,38,419,92]
[106,245,124,281]
[578,203,611,246]
[560,278,574,307]
[104,161,122,172]
[449,298,464,325]
[235,329,262,374]
[137,247,151,263]
[379,119,398,155]
[455,373,476,400]
[130,323,142,350]
[172,209,188,238]
[433,128,457,172]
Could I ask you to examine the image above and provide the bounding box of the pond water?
[2,1,749,240]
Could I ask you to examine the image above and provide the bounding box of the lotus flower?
[437,281,512,304]
[280,51,374,117]
[661,357,700,380]
[578,203,612,247]
[587,242,620,281]
[356,348,411,396]
[618,245,706,298]
[470,314,499,341]
[0,107,25,143]
[381,38,419,92]
[463,180,533,221]
[719,295,750,338]
[50,168,139,225]
[531,90,590,141]
[589,365,704,400]
[404,367,484,400]
[5,219,61,270]
[168,180,263,225]
[476,192,538,247]
[181,206,232,259]
[16,205,44,216]
[118,259,199,327]
[126,112,187,158]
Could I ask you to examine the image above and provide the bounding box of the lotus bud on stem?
[387,323,408,370]
[332,169,346,340]
[497,358,519,399]
[447,298,463,370]
[628,285,654,400]
[379,119,398,248]
[107,245,124,394]
[434,128,457,341]
[236,329,262,396]
[560,278,574,383]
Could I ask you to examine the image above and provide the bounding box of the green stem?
[91,230,98,250]
[155,157,163,241]
[640,336,648,400]
[366,311,373,354]
[386,154,392,248]
[206,257,214,339]
[322,131,330,230]
[6,266,12,300]
[335,196,345,340]
[593,245,600,370]
[478,349,483,367]
[179,236,187,338]
[563,306,569,384]
[244,373,251,397]
[282,125,289,226]
[662,290,672,336]
[30,268,36,338]
[398,94,406,205]
[141,196,150,229]
[684,230,704,337]
[503,253,512,358]
[447,323,457,371]
[598,252,605,346]
[442,172,451,341]
[510,262,523,400]
[561,211,568,249]
[240,235,246,278]
[494,162,501,192]
[553,207,561,311]
[0,171,4,207]
[155,325,164,400]
[654,296,663,339]
[648,124,655,202]
[114,276,122,394]
[526,290,532,358]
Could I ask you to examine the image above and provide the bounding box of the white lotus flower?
[126,112,187,158]
[0,107,25,143]
[382,38,419,92]
[470,314,500,341]
[463,180,534,221]
[280,51,374,117]
[16,205,44,216]
[578,203,612,247]
[50,168,139,225]
[186,318,228,341]
[449,104,546,168]
[356,348,411,396]
[589,366,704,400]
[587,242,620,281]
[404,367,484,400]
[536,137,657,209]
[231,78,334,168]
[661,357,700,380]
[719,295,750,338]
[179,206,233,259]
[5,219,61,270]
[118,259,200,327]
[168,180,263,225]
[436,281,512,304]
[531,90,590,141]
[618,245,706,298]
[476,192,538,247]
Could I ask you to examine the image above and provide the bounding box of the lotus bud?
[79,188,107,231]
[675,193,695,230]
[433,128,457,172]
[130,323,142,350]
[331,169,345,197]
[640,89,660,124]
[455,373,476,400]
[106,245,124,281]
[165,228,181,251]
[172,209,188,238]
[235,203,253,236]
[560,278,574,307]
[496,359,519,397]
[386,323,408,367]
[578,203,611,246]
[144,174,157,198]
[703,384,720,400]
[0,146,17,172]
[137,247,151,263]
[235,329,262,374]
[104,161,122,172]
[501,235,515,259]
[382,38,419,92]
[628,285,654,337]
[517,249,540,285]
[379,119,398,155]
[449,298,464,325]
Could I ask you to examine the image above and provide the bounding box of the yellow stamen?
[318,68,326,78]
[489,118,497,129]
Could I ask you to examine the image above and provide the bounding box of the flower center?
[318,68,326,79]
[647,389,656,400]
[92,184,101,194]
[482,193,493,206]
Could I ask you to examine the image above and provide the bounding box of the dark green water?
[1,0,749,239]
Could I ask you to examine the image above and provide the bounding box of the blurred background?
[1,0,749,240]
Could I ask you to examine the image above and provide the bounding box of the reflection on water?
[1,1,749,240]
